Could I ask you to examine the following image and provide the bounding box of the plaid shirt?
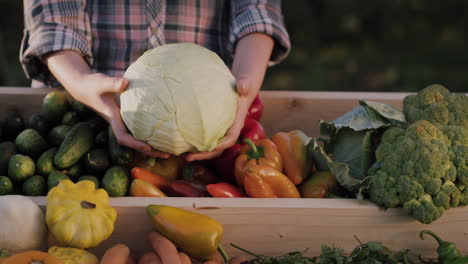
[20,0,290,87]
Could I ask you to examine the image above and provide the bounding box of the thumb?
[102,77,128,94]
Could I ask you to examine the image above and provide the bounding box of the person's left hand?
[186,33,274,162]
[100,232,247,264]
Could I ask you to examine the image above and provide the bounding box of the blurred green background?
[1,0,467,92]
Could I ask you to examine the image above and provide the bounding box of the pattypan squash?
[48,246,98,264]
[46,180,117,249]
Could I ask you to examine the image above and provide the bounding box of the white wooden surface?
[3,87,465,260]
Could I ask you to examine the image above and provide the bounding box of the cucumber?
[47,171,70,190]
[78,175,100,189]
[61,163,83,181]
[0,142,17,175]
[54,123,94,169]
[36,147,58,176]
[94,130,108,147]
[70,98,94,119]
[83,149,110,174]
[84,116,106,133]
[15,129,48,158]
[26,113,51,136]
[108,126,134,166]
[62,112,79,126]
[8,154,35,182]
[4,114,24,141]
[48,125,72,147]
[102,166,129,197]
[42,91,69,123]
[22,175,46,196]
[0,176,13,195]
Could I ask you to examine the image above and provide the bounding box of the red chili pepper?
[240,118,266,142]
[246,94,264,121]
[168,180,206,197]
[214,144,242,183]
[207,183,246,198]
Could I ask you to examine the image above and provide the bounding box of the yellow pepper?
[146,205,227,262]
[48,246,99,264]
[46,180,117,249]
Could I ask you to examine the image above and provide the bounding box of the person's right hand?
[45,50,169,158]
[77,73,169,158]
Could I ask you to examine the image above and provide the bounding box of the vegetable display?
[120,43,239,155]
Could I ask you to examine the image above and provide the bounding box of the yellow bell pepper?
[48,246,99,264]
[46,180,117,249]
[134,155,186,181]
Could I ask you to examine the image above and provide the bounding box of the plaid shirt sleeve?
[20,0,93,87]
[229,0,291,65]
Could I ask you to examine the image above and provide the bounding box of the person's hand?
[45,50,170,159]
[186,33,274,161]
[100,232,247,264]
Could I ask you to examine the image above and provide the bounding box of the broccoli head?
[403,84,468,129]
[368,121,458,223]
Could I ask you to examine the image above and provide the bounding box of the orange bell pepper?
[130,179,167,197]
[234,138,282,186]
[271,130,312,185]
[244,164,301,198]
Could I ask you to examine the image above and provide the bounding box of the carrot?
[178,252,191,264]
[131,167,170,189]
[138,252,162,264]
[148,232,181,264]
[101,244,130,264]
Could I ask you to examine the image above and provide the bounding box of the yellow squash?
[46,180,117,249]
[48,247,99,264]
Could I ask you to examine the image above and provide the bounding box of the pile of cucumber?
[0,92,134,197]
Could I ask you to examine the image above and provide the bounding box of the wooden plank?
[0,87,410,137]
[31,197,468,259]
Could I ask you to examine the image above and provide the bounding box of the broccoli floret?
[403,194,444,224]
[368,121,457,223]
[403,84,468,129]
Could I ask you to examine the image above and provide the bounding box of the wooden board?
[2,87,466,260]
[31,197,467,259]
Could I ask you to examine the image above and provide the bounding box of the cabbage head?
[120,43,238,155]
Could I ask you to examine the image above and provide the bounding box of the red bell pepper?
[240,118,266,142]
[207,183,246,198]
[246,94,264,121]
[214,144,242,183]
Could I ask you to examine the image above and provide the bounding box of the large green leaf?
[330,105,387,131]
[359,100,407,127]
